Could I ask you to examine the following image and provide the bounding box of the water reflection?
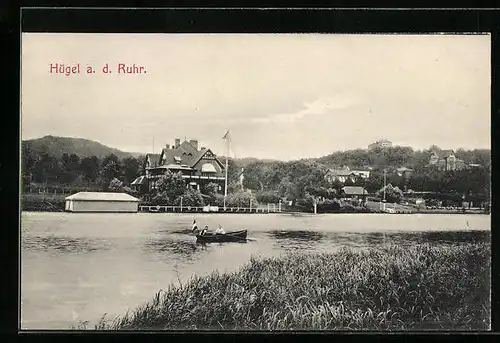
[320,230,490,249]
[196,240,249,248]
[417,230,490,244]
[265,230,490,253]
[170,229,194,234]
[268,230,324,252]
[269,230,324,241]
[22,236,113,254]
[143,238,200,258]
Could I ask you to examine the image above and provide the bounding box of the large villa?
[132,138,226,195]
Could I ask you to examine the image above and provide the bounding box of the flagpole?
[223,130,229,211]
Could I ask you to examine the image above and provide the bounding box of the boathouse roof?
[341,186,368,195]
[65,192,140,202]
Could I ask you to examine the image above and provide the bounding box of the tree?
[202,182,220,197]
[353,175,366,188]
[80,156,100,182]
[283,182,302,206]
[21,144,39,184]
[156,170,186,203]
[108,178,123,192]
[32,152,60,184]
[179,188,205,207]
[122,157,140,184]
[202,182,221,205]
[256,190,281,204]
[242,162,265,191]
[100,154,122,187]
[376,184,403,203]
[344,178,355,187]
[60,153,80,184]
[226,190,258,207]
[226,158,241,185]
[136,155,147,176]
[330,179,344,192]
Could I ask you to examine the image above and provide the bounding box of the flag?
[222,130,229,139]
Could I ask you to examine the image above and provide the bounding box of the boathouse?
[64,192,140,213]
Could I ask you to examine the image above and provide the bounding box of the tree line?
[241,146,491,208]
[21,145,143,191]
[313,145,490,171]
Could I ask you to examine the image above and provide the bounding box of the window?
[174,156,181,164]
[201,163,217,173]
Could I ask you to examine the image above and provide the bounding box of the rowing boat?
[196,229,248,243]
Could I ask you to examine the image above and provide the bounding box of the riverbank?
[20,194,489,215]
[78,242,489,331]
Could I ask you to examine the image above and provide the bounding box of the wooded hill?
[22,135,142,159]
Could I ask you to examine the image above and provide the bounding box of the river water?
[20,212,491,330]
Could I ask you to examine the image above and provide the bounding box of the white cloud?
[251,94,359,124]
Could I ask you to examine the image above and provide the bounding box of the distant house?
[351,168,371,179]
[341,186,368,204]
[325,165,370,183]
[65,192,139,213]
[325,166,357,184]
[132,138,226,194]
[428,150,467,171]
[395,167,414,178]
[368,139,392,150]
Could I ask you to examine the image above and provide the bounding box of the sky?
[21,33,491,161]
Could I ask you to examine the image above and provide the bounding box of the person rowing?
[200,225,209,236]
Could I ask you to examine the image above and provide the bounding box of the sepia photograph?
[20,32,491,331]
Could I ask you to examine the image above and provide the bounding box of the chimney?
[165,144,170,150]
[201,146,206,151]
[189,139,198,150]
[174,138,180,148]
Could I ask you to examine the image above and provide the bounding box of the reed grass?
[84,243,490,331]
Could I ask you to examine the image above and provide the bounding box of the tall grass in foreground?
[83,243,490,331]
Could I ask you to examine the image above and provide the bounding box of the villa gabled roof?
[430,150,455,159]
[156,139,225,170]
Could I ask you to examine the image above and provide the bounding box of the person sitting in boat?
[215,225,225,235]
